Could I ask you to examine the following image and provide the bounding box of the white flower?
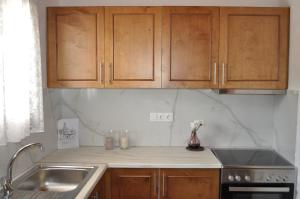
[190,122,195,130]
[190,120,202,131]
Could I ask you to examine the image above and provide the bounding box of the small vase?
[187,130,200,149]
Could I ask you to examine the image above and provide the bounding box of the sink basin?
[11,164,98,198]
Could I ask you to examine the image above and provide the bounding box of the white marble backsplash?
[273,93,298,163]
[48,89,298,163]
[0,89,297,180]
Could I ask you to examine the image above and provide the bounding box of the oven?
[219,169,296,199]
[211,149,297,199]
[221,183,295,199]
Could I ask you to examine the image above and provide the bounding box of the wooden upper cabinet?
[47,7,105,88]
[219,7,289,89]
[160,169,219,199]
[47,6,289,89]
[111,169,157,199]
[105,7,162,88]
[162,7,220,88]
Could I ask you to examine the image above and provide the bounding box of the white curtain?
[0,0,44,145]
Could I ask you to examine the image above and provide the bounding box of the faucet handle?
[36,143,44,151]
[1,176,13,197]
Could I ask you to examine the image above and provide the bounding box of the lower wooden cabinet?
[89,168,219,199]
[111,168,157,199]
[160,169,220,199]
[88,170,111,199]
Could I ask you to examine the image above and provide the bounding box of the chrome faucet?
[1,143,44,197]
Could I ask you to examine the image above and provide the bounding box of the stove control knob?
[265,176,271,182]
[235,175,241,182]
[244,175,251,182]
[228,175,234,182]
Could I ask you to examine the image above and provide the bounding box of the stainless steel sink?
[10,164,98,198]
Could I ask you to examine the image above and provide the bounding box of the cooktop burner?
[212,149,294,168]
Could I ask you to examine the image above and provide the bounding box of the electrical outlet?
[150,113,173,122]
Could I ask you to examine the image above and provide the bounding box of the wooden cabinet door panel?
[47,7,104,88]
[160,169,219,199]
[88,170,111,199]
[219,7,289,89]
[111,169,157,199]
[162,7,219,88]
[105,7,162,88]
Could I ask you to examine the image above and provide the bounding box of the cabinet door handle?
[222,63,225,85]
[109,63,113,84]
[162,172,165,197]
[153,171,157,196]
[100,63,105,85]
[214,62,217,85]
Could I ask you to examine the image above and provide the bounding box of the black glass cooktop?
[212,149,294,168]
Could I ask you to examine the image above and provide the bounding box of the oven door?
[221,183,294,199]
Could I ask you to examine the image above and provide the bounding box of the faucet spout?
[2,143,44,197]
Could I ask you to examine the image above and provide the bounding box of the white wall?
[288,0,300,91]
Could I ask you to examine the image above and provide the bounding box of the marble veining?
[169,89,179,146]
[194,90,267,147]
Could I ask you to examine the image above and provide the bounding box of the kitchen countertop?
[41,146,222,168]
[38,146,221,199]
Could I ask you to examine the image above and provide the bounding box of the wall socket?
[150,113,173,122]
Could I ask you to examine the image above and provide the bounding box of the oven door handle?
[229,187,290,193]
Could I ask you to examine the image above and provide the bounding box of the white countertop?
[40,146,221,199]
[41,146,221,168]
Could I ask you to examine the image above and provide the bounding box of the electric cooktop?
[212,149,294,168]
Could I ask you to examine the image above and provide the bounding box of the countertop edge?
[106,163,222,168]
[75,164,107,199]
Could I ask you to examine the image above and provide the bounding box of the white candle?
[120,136,129,149]
[120,130,129,150]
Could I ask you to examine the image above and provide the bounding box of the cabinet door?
[105,7,162,88]
[219,7,289,89]
[111,169,158,199]
[160,169,219,199]
[88,170,111,199]
[162,7,220,88]
[88,180,103,199]
[47,7,105,88]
